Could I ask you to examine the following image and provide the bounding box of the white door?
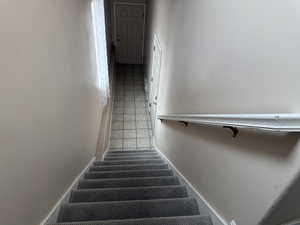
[149,34,162,132]
[114,3,145,64]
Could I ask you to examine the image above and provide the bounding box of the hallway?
[110,64,154,151]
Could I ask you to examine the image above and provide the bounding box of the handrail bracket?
[223,126,239,138]
[179,121,189,127]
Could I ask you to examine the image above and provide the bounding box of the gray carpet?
[50,150,213,225]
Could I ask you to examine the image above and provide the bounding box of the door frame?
[113,2,146,64]
[149,33,162,133]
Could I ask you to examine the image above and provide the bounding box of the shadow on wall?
[162,120,299,160]
[260,172,300,225]
[158,121,300,224]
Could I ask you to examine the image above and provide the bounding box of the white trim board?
[101,146,110,161]
[281,218,300,225]
[39,157,96,225]
[153,143,229,225]
[157,113,300,132]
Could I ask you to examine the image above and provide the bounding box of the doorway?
[114,3,146,64]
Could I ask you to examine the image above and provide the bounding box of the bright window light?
[91,0,109,106]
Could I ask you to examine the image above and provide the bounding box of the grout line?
[111,64,153,151]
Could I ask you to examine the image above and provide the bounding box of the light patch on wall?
[91,0,109,105]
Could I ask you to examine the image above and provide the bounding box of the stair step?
[51,215,212,225]
[89,164,168,172]
[57,198,200,222]
[78,176,180,189]
[104,156,161,161]
[105,152,159,157]
[107,150,156,154]
[94,159,164,166]
[70,185,188,203]
[84,169,173,179]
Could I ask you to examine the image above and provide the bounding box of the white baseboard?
[101,147,110,161]
[39,157,96,225]
[153,143,229,225]
[281,218,300,225]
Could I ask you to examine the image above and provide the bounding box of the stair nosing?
[79,175,178,182]
[98,159,164,162]
[105,153,159,155]
[105,156,160,158]
[93,159,165,165]
[85,169,172,175]
[94,159,164,162]
[50,215,210,225]
[72,185,186,192]
[104,157,161,160]
[90,163,168,168]
[105,153,159,156]
[107,150,156,152]
[62,197,196,206]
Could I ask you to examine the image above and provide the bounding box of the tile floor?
[110,64,153,151]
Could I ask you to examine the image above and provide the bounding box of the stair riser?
[94,160,164,166]
[58,198,199,222]
[78,177,180,189]
[89,164,168,172]
[70,186,188,202]
[84,170,173,179]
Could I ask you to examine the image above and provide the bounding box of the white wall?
[0,1,104,224]
[145,1,300,225]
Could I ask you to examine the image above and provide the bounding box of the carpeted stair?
[50,150,213,225]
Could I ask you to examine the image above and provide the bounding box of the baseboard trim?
[281,218,300,225]
[39,156,96,225]
[153,143,229,225]
[101,147,110,161]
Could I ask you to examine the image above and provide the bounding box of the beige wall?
[0,1,105,224]
[145,1,300,225]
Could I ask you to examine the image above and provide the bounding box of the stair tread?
[70,185,188,202]
[91,163,167,168]
[105,153,159,156]
[84,169,173,179]
[107,150,156,154]
[89,164,168,172]
[64,197,195,205]
[81,176,178,182]
[73,184,185,192]
[78,176,180,189]
[95,159,164,163]
[105,153,159,157]
[104,156,161,161]
[86,169,172,174]
[58,198,200,222]
[94,160,165,166]
[51,215,212,225]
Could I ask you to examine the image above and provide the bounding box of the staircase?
[50,150,213,225]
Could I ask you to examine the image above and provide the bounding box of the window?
[91,0,109,105]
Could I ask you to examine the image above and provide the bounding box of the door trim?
[149,33,162,132]
[113,2,146,64]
